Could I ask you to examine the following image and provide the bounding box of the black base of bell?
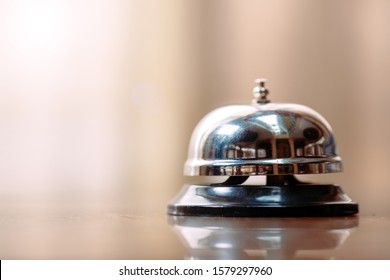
[167,183,358,217]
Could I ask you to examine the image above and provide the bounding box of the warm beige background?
[0,0,389,217]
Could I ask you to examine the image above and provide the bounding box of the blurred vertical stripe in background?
[0,0,389,216]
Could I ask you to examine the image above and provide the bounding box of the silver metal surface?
[252,78,270,104]
[185,80,342,176]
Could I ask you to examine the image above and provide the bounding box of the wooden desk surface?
[1,208,389,259]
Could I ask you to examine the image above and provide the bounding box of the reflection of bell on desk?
[168,216,358,260]
[168,79,358,216]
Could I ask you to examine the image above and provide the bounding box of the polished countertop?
[1,206,389,260]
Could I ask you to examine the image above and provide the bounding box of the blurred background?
[0,0,389,217]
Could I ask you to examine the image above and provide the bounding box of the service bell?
[168,79,358,217]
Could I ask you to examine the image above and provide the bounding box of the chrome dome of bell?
[184,79,342,176]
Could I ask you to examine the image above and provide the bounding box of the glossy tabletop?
[1,207,389,260]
